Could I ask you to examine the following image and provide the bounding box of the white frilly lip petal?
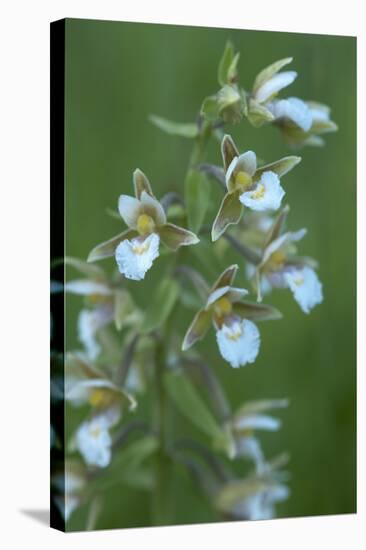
[267,97,312,132]
[307,102,331,123]
[284,266,323,314]
[225,157,238,188]
[115,233,160,281]
[140,191,166,226]
[235,414,282,431]
[239,171,285,212]
[236,151,257,177]
[76,416,113,468]
[254,71,297,103]
[77,305,114,360]
[232,483,290,520]
[235,436,266,473]
[64,279,112,296]
[216,319,260,368]
[118,195,141,228]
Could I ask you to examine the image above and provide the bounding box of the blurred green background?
[64,18,356,529]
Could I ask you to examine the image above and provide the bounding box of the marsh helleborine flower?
[211,135,301,241]
[268,98,338,147]
[255,214,323,312]
[87,169,199,280]
[182,264,282,368]
[247,56,337,146]
[228,398,288,473]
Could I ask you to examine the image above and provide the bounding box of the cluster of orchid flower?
[52,42,336,527]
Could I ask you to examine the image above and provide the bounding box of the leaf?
[211,192,243,242]
[234,399,289,421]
[159,222,199,251]
[164,371,224,442]
[87,229,136,262]
[218,41,233,86]
[184,169,211,234]
[142,278,179,333]
[114,289,135,331]
[149,115,198,139]
[252,57,293,96]
[233,301,283,321]
[182,308,212,351]
[255,156,301,181]
[88,436,158,493]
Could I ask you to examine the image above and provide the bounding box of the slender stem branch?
[174,264,209,300]
[223,232,262,265]
[181,357,231,423]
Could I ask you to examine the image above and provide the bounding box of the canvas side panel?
[50,18,66,533]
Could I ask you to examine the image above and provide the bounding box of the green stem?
[188,120,213,171]
[151,337,170,525]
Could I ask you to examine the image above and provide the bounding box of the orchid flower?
[87,169,199,280]
[211,135,301,241]
[253,207,323,313]
[182,264,282,368]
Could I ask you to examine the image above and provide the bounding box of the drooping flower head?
[246,56,337,146]
[65,352,136,414]
[64,258,140,359]
[182,264,282,368]
[88,169,199,280]
[215,456,290,521]
[253,206,323,313]
[268,98,338,147]
[247,57,298,128]
[211,135,301,241]
[227,398,289,473]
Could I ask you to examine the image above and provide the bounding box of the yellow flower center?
[234,171,252,191]
[89,425,101,438]
[251,183,265,200]
[214,296,233,316]
[88,389,107,408]
[270,250,286,267]
[132,240,150,255]
[226,324,243,341]
[293,275,304,286]
[137,214,155,236]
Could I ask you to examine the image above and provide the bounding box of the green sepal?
[252,57,293,96]
[211,192,243,242]
[255,156,301,181]
[182,307,212,351]
[87,229,136,262]
[233,300,283,321]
